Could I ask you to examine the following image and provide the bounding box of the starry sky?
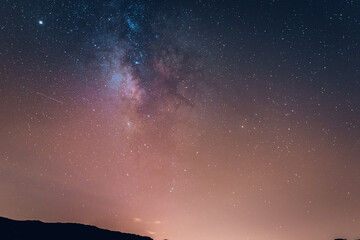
[1,1,360,240]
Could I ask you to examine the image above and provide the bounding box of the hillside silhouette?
[0,216,153,240]
[334,238,360,240]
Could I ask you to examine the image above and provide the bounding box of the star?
[38,20,44,25]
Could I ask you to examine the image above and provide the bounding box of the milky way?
[1,1,360,240]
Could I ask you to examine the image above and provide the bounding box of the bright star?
[38,20,44,25]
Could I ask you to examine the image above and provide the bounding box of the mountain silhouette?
[0,216,153,240]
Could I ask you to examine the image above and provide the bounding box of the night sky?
[1,1,360,240]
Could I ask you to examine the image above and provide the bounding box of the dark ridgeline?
[0,216,153,240]
[334,238,360,240]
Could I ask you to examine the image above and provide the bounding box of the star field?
[1,1,360,240]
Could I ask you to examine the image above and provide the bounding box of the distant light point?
[38,20,44,25]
